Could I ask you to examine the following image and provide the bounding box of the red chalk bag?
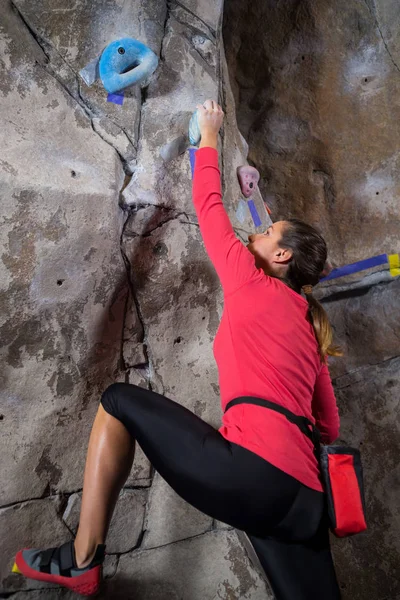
[224,396,367,537]
[320,445,367,537]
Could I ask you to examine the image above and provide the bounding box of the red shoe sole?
[15,549,101,597]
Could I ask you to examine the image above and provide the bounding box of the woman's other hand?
[196,99,224,149]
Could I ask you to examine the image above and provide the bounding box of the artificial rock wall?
[0,1,272,599]
[223,2,400,600]
[2,0,399,598]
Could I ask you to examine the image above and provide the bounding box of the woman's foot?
[13,541,105,597]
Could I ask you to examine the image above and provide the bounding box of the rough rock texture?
[1,0,271,598]
[62,489,148,554]
[223,1,400,599]
[108,530,272,600]
[0,1,127,508]
[0,497,70,593]
[142,472,212,549]
[224,0,400,267]
[331,356,400,600]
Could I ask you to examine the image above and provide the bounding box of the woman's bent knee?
[100,383,128,420]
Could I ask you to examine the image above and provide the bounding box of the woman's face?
[247,220,292,274]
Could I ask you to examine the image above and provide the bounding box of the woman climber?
[14,100,342,599]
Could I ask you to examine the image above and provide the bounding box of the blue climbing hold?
[189,110,201,146]
[99,38,158,94]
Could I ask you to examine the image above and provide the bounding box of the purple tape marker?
[107,92,124,105]
[320,253,388,282]
[248,199,262,227]
[189,148,198,179]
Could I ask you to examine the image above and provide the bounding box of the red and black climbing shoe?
[13,541,105,597]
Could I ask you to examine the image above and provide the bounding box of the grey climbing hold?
[189,110,201,146]
[79,57,100,87]
[160,135,189,162]
[236,199,247,224]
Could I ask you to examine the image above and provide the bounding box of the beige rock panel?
[110,529,273,599]
[0,497,70,594]
[122,15,218,208]
[0,1,126,507]
[122,216,223,426]
[122,292,147,369]
[223,0,400,265]
[142,472,212,549]
[331,357,400,600]
[125,444,152,487]
[92,117,137,173]
[177,0,224,33]
[12,0,167,143]
[322,277,400,379]
[63,489,148,554]
[366,0,400,75]
[220,37,272,236]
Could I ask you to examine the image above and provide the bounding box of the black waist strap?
[224,397,321,450]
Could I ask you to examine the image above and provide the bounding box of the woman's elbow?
[323,424,340,445]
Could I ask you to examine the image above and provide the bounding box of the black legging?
[101,383,341,600]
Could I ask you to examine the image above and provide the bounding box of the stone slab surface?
[331,357,400,600]
[0,1,126,508]
[109,529,273,599]
[122,216,223,426]
[223,0,400,265]
[0,497,71,594]
[12,0,167,144]
[122,15,218,207]
[322,277,400,379]
[142,472,212,549]
[177,0,224,33]
[63,489,148,554]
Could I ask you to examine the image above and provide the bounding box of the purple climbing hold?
[237,165,260,198]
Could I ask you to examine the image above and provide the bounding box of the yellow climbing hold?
[388,253,400,277]
[12,562,22,574]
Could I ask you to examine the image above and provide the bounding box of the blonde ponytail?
[279,219,343,361]
[303,290,342,361]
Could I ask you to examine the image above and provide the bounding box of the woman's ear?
[274,247,293,264]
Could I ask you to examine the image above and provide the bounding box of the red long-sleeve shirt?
[192,147,339,492]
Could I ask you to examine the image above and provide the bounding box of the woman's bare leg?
[73,405,135,568]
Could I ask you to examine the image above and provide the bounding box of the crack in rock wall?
[223,1,400,599]
[0,0,273,598]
